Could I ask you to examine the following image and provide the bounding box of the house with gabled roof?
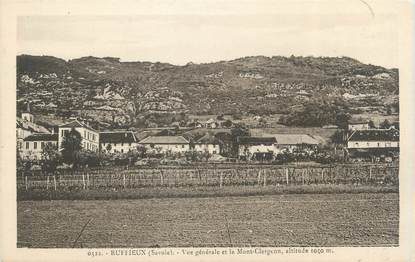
[100,131,138,154]
[58,120,100,152]
[21,133,58,160]
[265,134,320,152]
[237,136,277,161]
[138,136,190,153]
[347,128,399,150]
[348,119,370,131]
[16,103,52,153]
[193,133,220,155]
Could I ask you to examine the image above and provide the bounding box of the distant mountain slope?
[16,54,398,127]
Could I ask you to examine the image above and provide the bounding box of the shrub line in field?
[17,184,398,201]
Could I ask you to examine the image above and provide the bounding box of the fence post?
[369,166,372,180]
[220,172,223,188]
[321,168,324,183]
[46,176,49,190]
[123,173,126,189]
[25,176,28,191]
[257,171,261,186]
[302,169,305,185]
[87,173,90,189]
[160,169,164,186]
[53,175,57,191]
[82,174,86,190]
[263,170,267,187]
[285,168,289,185]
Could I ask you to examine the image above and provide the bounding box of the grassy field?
[17,193,399,248]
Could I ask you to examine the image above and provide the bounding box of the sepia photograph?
[2,0,412,258]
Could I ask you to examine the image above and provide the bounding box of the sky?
[17,1,399,68]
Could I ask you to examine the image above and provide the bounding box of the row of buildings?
[16,106,400,162]
[17,107,321,161]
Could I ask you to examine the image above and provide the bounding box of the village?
[16,102,400,170]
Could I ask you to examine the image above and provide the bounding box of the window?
[121,149,124,153]
[26,142,29,149]
[181,145,185,148]
[355,142,359,147]
[213,150,217,154]
[34,142,37,149]
[129,143,131,146]
[121,143,124,146]
[367,142,370,147]
[377,142,380,147]
[41,142,44,149]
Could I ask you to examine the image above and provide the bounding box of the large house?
[16,104,51,152]
[100,131,138,154]
[193,133,220,155]
[348,120,370,131]
[58,120,100,152]
[237,136,277,160]
[266,134,320,152]
[21,133,58,160]
[138,136,190,154]
[347,128,399,158]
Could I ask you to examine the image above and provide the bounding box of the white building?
[16,103,51,152]
[100,131,138,154]
[21,133,58,160]
[348,120,370,131]
[193,133,220,155]
[138,136,190,154]
[347,128,399,150]
[237,136,277,160]
[58,120,100,152]
[266,134,320,152]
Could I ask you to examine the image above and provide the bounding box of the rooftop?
[348,120,369,125]
[139,136,189,144]
[348,128,399,142]
[60,120,97,131]
[237,136,277,145]
[24,133,58,142]
[195,133,219,144]
[100,131,137,144]
[266,134,320,145]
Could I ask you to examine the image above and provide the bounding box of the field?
[17,193,399,248]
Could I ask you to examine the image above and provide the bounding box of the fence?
[17,164,399,191]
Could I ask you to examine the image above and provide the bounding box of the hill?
[16,54,399,128]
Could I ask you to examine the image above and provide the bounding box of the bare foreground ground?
[17,193,399,248]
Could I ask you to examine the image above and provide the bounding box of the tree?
[136,144,147,158]
[60,128,83,168]
[258,118,267,127]
[386,106,392,115]
[222,119,233,128]
[368,120,376,129]
[380,119,391,129]
[334,112,351,129]
[279,97,350,127]
[230,124,250,157]
[105,143,112,153]
[40,143,61,174]
[330,130,345,145]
